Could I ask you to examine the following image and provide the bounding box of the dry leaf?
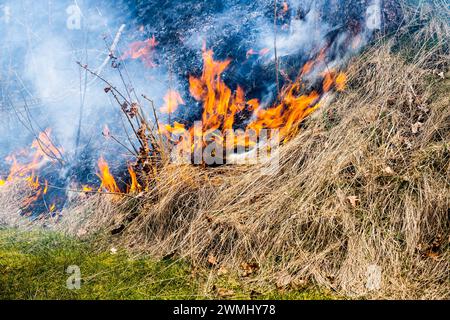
[129,102,139,118]
[347,196,359,208]
[426,251,440,261]
[207,254,218,266]
[241,262,260,277]
[217,288,235,298]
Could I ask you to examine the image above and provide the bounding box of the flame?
[165,122,186,135]
[0,129,63,211]
[127,165,141,193]
[335,72,347,91]
[95,158,142,195]
[82,185,93,192]
[43,180,48,194]
[160,89,184,114]
[323,72,335,92]
[246,48,270,59]
[97,157,120,193]
[301,60,314,76]
[1,44,348,213]
[323,71,347,92]
[3,129,62,184]
[121,36,158,68]
[162,47,346,159]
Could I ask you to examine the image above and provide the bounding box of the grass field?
[0,229,336,300]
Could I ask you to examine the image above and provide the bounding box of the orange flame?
[335,72,347,91]
[162,47,346,159]
[97,157,120,193]
[127,165,141,193]
[323,71,347,92]
[121,36,158,68]
[0,129,63,210]
[246,48,270,59]
[95,158,142,195]
[160,89,184,114]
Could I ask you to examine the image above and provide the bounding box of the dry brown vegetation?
[2,2,449,299]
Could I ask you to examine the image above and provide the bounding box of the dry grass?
[0,182,36,228]
[3,1,449,299]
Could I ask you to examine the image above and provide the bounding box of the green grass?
[0,229,336,300]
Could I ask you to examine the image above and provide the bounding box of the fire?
[82,185,93,192]
[301,60,314,76]
[95,157,142,194]
[121,36,158,68]
[323,72,335,92]
[4,129,62,184]
[246,48,270,59]
[335,73,347,91]
[160,89,184,114]
[162,47,347,158]
[127,165,141,193]
[323,71,347,92]
[1,44,348,214]
[43,180,48,194]
[165,121,186,135]
[0,128,63,211]
[97,156,120,193]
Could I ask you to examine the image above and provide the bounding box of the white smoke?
[0,0,170,160]
[0,0,383,161]
[259,8,329,59]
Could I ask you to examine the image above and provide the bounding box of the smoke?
[0,0,383,211]
[1,1,175,166]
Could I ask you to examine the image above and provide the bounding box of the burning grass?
[1,1,448,300]
[53,3,450,300]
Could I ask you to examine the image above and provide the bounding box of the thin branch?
[107,133,138,156]
[142,94,166,161]
[274,0,280,98]
[77,61,145,150]
[8,97,64,166]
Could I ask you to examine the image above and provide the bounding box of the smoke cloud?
[0,0,382,195]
